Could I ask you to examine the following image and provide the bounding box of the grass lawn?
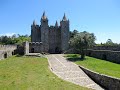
[0,55,88,90]
[65,54,120,78]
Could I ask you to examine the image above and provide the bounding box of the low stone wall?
[0,45,17,60]
[86,50,120,64]
[0,50,15,60]
[79,66,120,90]
[92,46,120,51]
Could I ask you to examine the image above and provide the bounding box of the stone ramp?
[47,54,104,90]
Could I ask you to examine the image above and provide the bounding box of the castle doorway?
[31,48,34,53]
[4,53,7,58]
[55,47,60,54]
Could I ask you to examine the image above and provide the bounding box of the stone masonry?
[86,46,120,64]
[27,12,70,54]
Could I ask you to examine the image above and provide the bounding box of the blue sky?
[0,0,120,43]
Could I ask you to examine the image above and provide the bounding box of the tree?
[70,30,79,38]
[69,31,96,59]
[0,34,31,45]
[105,39,114,46]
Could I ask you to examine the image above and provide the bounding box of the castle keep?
[25,12,70,54]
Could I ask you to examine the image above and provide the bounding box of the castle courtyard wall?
[86,49,120,64]
[0,45,17,60]
[79,66,120,90]
[29,42,42,53]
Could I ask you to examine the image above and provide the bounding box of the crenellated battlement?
[0,45,17,51]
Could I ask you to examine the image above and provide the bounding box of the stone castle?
[25,12,70,54]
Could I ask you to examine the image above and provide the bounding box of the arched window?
[4,53,7,58]
[12,51,14,55]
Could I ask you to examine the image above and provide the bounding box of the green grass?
[0,56,88,90]
[65,54,120,78]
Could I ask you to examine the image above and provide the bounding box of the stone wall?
[86,49,120,64]
[0,45,17,60]
[79,66,120,90]
[23,42,43,55]
[29,42,42,53]
[49,26,61,53]
[60,20,69,52]
[92,46,120,51]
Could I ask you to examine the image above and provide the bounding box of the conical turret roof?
[41,11,47,20]
[33,20,36,25]
[55,21,58,27]
[62,13,67,21]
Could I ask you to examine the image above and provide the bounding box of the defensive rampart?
[0,45,17,60]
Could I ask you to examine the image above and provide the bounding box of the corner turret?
[41,11,48,20]
[62,13,67,21]
[60,13,70,52]
[40,11,49,52]
[55,21,58,27]
[33,20,36,26]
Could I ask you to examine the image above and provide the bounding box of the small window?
[4,53,7,58]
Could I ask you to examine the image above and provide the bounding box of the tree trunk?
[80,49,85,59]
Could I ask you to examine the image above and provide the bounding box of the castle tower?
[40,12,49,52]
[31,20,37,42]
[31,20,40,42]
[60,13,70,52]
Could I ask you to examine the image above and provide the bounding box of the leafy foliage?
[69,31,96,59]
[0,34,31,45]
[96,39,120,46]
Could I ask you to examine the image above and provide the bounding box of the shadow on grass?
[15,54,24,57]
[66,56,86,62]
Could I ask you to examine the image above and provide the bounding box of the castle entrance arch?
[55,47,60,54]
[31,48,34,53]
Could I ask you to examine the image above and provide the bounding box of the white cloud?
[0,33,16,37]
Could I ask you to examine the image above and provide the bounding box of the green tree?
[0,34,31,45]
[70,30,79,38]
[105,39,114,46]
[69,31,96,59]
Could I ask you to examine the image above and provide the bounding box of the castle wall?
[86,49,120,64]
[29,42,42,53]
[0,45,17,60]
[55,27,62,53]
[92,46,120,51]
[31,25,41,42]
[49,26,56,53]
[48,26,61,53]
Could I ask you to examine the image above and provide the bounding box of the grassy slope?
[65,54,120,78]
[0,56,88,90]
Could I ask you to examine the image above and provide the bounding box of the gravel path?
[47,54,104,90]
